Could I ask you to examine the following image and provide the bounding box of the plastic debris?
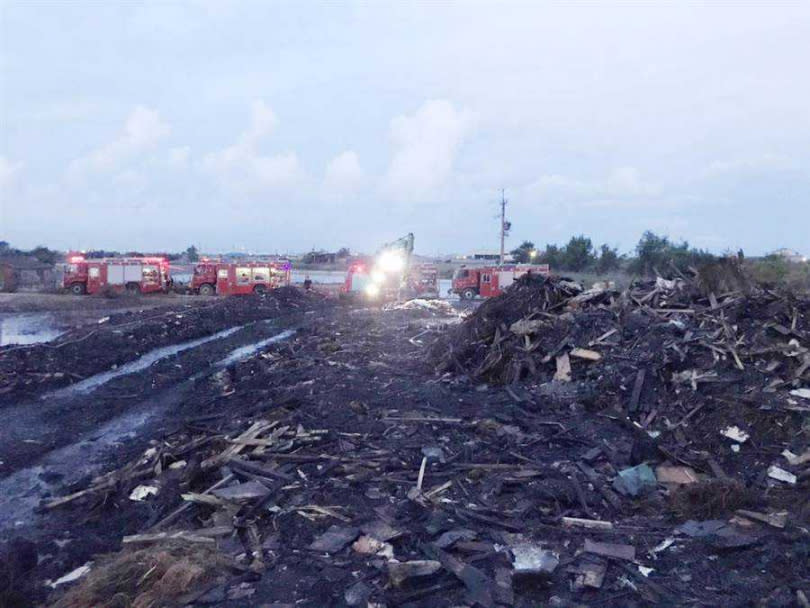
[612,463,657,497]
[128,485,158,501]
[767,465,797,484]
[721,426,750,443]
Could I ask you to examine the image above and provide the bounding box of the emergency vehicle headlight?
[364,284,380,297]
[378,251,404,273]
[371,270,385,284]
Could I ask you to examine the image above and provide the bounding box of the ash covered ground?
[1,280,808,608]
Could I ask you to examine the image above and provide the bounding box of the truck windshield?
[453,269,468,279]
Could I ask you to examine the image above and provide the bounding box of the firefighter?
[303,275,313,291]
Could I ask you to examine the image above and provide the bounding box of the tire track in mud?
[0,325,298,536]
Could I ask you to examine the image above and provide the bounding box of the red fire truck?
[190,260,291,296]
[450,264,550,299]
[406,263,439,298]
[341,262,439,300]
[62,256,171,295]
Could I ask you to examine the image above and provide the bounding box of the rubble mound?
[433,274,810,394]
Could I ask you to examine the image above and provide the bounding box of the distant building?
[458,251,515,262]
[0,256,56,292]
[774,248,807,264]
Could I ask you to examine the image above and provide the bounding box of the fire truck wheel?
[69,283,86,295]
[462,288,477,300]
[199,283,215,296]
[253,284,267,295]
[126,283,141,295]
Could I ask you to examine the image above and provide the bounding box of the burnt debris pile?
[433,274,810,395]
[14,284,810,607]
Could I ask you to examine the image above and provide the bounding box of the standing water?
[0,313,65,346]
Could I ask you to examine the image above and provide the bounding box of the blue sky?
[1,1,808,256]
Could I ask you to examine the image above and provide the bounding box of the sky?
[1,0,809,256]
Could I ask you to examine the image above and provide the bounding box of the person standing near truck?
[303,275,313,291]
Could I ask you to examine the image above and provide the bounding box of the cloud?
[67,106,170,179]
[605,167,659,197]
[167,146,191,169]
[0,156,23,189]
[383,100,477,201]
[523,166,660,207]
[705,154,798,176]
[202,100,302,191]
[323,150,365,197]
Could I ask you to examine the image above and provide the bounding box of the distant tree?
[336,247,351,259]
[628,231,714,277]
[561,235,595,271]
[595,244,621,274]
[510,241,536,264]
[537,244,562,269]
[0,241,9,254]
[186,245,199,262]
[29,245,59,265]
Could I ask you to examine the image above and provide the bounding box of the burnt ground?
[0,289,808,607]
[0,289,310,404]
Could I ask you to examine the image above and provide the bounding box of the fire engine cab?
[191,260,291,296]
[62,256,171,295]
[405,263,439,298]
[451,264,550,299]
[341,262,439,301]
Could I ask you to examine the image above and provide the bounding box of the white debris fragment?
[650,537,675,557]
[782,449,810,466]
[48,562,92,587]
[352,535,394,560]
[638,565,655,577]
[720,426,749,443]
[129,485,159,501]
[97,316,110,324]
[767,465,797,485]
[790,388,810,399]
[731,444,740,453]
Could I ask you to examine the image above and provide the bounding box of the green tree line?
[510,231,716,276]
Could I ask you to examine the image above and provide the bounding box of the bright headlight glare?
[365,284,380,297]
[371,270,386,284]
[378,251,405,273]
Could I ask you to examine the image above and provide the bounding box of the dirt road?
[0,288,807,607]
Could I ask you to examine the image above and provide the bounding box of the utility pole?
[499,188,507,266]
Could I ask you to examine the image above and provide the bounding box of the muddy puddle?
[0,312,65,346]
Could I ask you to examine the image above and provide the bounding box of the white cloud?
[605,167,659,197]
[167,146,191,168]
[203,101,302,191]
[323,150,365,196]
[67,106,170,179]
[705,154,797,176]
[383,99,477,201]
[523,167,660,207]
[0,156,23,189]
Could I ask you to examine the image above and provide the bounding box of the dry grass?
[669,479,755,520]
[51,543,229,608]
